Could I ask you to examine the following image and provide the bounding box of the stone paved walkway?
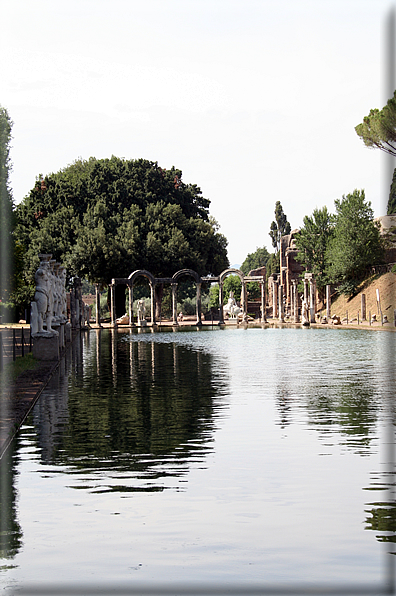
[0,359,60,460]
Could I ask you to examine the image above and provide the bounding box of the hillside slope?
[326,271,396,321]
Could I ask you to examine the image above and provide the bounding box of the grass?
[0,352,39,383]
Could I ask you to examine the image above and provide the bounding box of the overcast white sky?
[1,0,394,265]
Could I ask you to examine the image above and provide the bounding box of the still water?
[1,326,395,594]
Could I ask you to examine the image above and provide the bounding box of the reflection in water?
[1,327,395,587]
[305,377,379,454]
[31,328,226,494]
[0,439,22,562]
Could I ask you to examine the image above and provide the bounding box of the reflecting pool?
[1,326,395,594]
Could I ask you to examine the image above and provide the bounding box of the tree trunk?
[155,283,164,321]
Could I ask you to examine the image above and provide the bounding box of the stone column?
[326,285,331,320]
[150,283,156,325]
[218,283,225,325]
[361,293,366,321]
[128,285,134,327]
[272,280,278,319]
[309,279,316,323]
[292,280,298,322]
[95,284,102,327]
[70,290,76,328]
[290,281,294,320]
[196,282,202,326]
[172,283,178,326]
[241,281,248,322]
[261,281,266,322]
[278,285,284,322]
[110,283,117,327]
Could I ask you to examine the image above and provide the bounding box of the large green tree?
[355,92,396,214]
[325,190,384,294]
[294,206,334,290]
[355,91,396,157]
[0,106,14,306]
[15,157,229,316]
[269,201,291,253]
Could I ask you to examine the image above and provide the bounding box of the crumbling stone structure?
[268,229,304,319]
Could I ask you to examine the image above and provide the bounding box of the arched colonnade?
[100,268,266,327]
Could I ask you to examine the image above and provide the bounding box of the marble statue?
[301,295,310,326]
[223,291,242,319]
[137,299,147,326]
[33,256,51,334]
[31,254,67,337]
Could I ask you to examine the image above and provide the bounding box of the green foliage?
[209,284,219,308]
[325,189,384,294]
[0,301,16,323]
[0,106,14,304]
[388,168,396,215]
[240,246,270,275]
[223,275,242,301]
[246,282,260,300]
[0,352,39,383]
[177,294,210,316]
[208,276,241,309]
[81,279,96,295]
[269,201,291,253]
[294,206,334,289]
[266,252,280,279]
[355,91,396,157]
[14,157,229,312]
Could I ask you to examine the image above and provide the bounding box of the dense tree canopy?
[294,206,333,290]
[15,157,229,312]
[325,190,384,294]
[355,91,396,214]
[0,106,14,304]
[240,246,270,275]
[388,168,396,215]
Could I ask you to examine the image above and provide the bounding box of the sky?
[1,0,395,266]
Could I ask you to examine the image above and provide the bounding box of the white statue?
[223,290,242,319]
[31,254,66,337]
[137,299,147,326]
[33,259,50,334]
[301,295,310,326]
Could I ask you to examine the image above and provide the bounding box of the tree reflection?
[0,438,23,561]
[304,375,378,454]
[365,501,396,546]
[32,329,222,489]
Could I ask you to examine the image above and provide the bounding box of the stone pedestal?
[65,322,72,343]
[32,334,60,360]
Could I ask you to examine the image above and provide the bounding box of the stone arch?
[128,269,156,286]
[127,269,157,326]
[218,268,247,324]
[171,269,203,326]
[172,268,202,284]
